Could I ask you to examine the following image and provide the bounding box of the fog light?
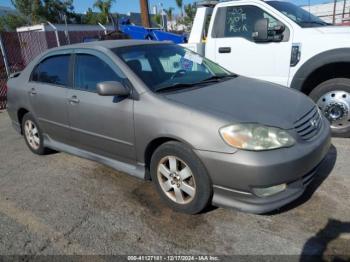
[252,183,287,197]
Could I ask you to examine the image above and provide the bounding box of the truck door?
[207,3,293,86]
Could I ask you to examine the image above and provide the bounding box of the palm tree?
[93,0,115,23]
[175,0,183,17]
[11,0,42,24]
[165,7,174,30]
[165,7,174,21]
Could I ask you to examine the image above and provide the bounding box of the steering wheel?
[170,69,187,80]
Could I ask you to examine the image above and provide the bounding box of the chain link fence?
[0,29,108,110]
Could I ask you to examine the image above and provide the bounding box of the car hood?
[164,76,316,130]
[314,26,350,35]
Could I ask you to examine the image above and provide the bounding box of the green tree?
[11,0,76,24]
[0,14,27,31]
[152,13,162,27]
[175,0,183,17]
[11,0,43,24]
[83,8,101,25]
[93,0,115,24]
[165,7,174,30]
[42,0,75,23]
[165,7,174,21]
[183,3,196,29]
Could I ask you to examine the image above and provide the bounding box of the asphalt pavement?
[0,111,349,256]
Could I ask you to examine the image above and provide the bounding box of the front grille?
[294,106,322,140]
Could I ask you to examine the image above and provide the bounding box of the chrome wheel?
[317,90,350,129]
[157,156,196,205]
[24,120,40,150]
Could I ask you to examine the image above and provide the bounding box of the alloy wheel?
[24,120,40,150]
[157,156,196,204]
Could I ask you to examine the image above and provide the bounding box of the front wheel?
[150,141,212,214]
[309,78,350,137]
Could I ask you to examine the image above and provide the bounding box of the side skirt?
[43,134,146,180]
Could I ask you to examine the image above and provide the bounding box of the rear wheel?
[22,113,50,155]
[309,78,350,137]
[150,141,212,214]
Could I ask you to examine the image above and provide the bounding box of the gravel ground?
[0,111,349,257]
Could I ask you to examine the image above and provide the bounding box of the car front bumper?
[194,118,332,214]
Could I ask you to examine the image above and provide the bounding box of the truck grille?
[294,106,322,141]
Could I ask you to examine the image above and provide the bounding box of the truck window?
[212,5,279,41]
[266,1,329,28]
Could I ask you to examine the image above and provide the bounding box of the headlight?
[219,124,295,151]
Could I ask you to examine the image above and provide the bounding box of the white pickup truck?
[182,0,350,137]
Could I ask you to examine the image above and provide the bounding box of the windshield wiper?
[154,74,237,93]
[199,74,237,83]
[154,82,197,93]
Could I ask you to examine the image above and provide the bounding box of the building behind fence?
[0,30,107,110]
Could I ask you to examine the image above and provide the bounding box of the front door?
[207,3,293,86]
[28,53,71,144]
[67,50,135,163]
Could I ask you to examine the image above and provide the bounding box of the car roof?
[50,40,170,51]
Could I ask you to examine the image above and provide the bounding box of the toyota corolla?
[7,40,331,214]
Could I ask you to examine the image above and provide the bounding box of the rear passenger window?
[31,55,70,86]
[74,54,122,92]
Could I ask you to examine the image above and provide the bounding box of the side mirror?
[96,81,130,96]
[273,21,286,34]
[253,18,285,42]
[252,18,269,42]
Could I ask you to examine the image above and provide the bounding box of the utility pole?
[333,0,337,24]
[140,0,151,28]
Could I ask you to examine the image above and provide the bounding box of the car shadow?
[266,144,337,215]
[300,219,350,261]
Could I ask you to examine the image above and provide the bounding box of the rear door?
[207,3,293,86]
[28,52,72,144]
[67,49,135,163]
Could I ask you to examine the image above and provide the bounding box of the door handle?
[68,95,80,104]
[29,88,37,95]
[218,47,231,53]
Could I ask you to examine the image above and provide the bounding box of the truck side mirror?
[252,18,269,42]
[253,18,285,43]
[273,21,285,34]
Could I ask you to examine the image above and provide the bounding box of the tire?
[309,78,350,138]
[150,141,212,214]
[22,112,50,155]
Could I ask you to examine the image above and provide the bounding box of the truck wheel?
[150,141,212,214]
[310,78,350,137]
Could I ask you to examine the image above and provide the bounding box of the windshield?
[113,44,233,92]
[267,1,330,28]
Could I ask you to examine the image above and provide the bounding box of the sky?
[0,0,336,14]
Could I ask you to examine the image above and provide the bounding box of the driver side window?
[74,54,122,92]
[213,5,281,41]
